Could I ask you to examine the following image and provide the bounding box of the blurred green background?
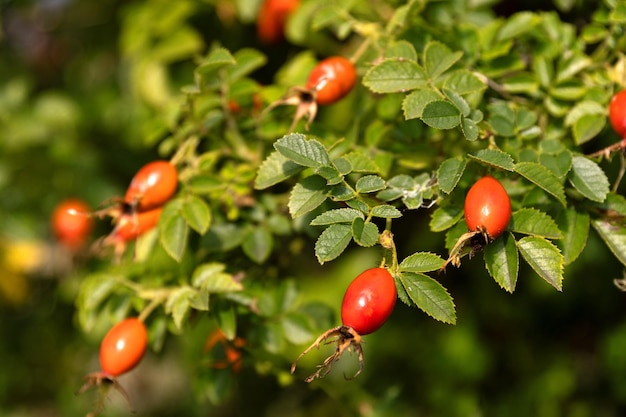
[2,0,626,416]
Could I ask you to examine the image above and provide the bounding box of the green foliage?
[3,0,626,415]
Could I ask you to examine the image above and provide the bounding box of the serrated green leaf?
[333,157,352,175]
[573,114,605,145]
[371,205,402,219]
[443,88,471,116]
[310,208,364,225]
[341,152,380,173]
[399,272,456,324]
[192,263,243,292]
[469,148,515,171]
[351,218,379,247]
[274,133,330,168]
[430,204,464,232]
[564,100,605,127]
[255,151,304,189]
[484,232,519,293]
[356,175,386,193]
[509,208,563,239]
[516,236,564,291]
[159,203,189,262]
[315,224,352,264]
[288,176,328,218]
[386,40,419,61]
[165,287,196,330]
[442,69,486,95]
[403,89,441,120]
[182,195,211,234]
[539,150,572,179]
[362,59,428,93]
[515,162,566,206]
[556,208,589,265]
[461,117,479,141]
[591,220,626,266]
[316,165,343,185]
[567,156,609,203]
[424,41,463,80]
[399,252,445,273]
[437,157,466,194]
[242,227,273,264]
[421,100,461,129]
[188,175,226,194]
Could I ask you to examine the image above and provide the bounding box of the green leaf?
[310,208,364,225]
[196,47,236,75]
[437,157,466,194]
[255,151,304,189]
[315,224,352,264]
[469,148,515,171]
[228,48,267,81]
[515,162,566,206]
[386,40,418,61]
[182,195,211,234]
[362,59,428,93]
[356,175,386,193]
[399,272,456,324]
[282,312,315,345]
[443,88,471,116]
[484,232,519,293]
[288,176,328,218]
[165,287,195,330]
[341,151,380,173]
[351,218,379,247]
[192,263,243,292]
[591,220,626,267]
[188,175,225,194]
[516,236,564,291]
[567,156,609,203]
[556,208,589,265]
[423,41,463,80]
[420,100,461,129]
[403,89,441,120]
[461,117,479,141]
[274,133,331,168]
[371,204,402,219]
[159,201,189,262]
[573,114,605,145]
[430,204,464,232]
[539,150,572,179]
[442,70,486,95]
[399,252,445,273]
[509,208,563,239]
[496,11,539,41]
[242,227,273,264]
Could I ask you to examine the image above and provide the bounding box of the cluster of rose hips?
[51,160,178,256]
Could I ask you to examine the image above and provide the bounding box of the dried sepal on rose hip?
[291,267,397,382]
[78,317,148,416]
[263,56,357,131]
[443,175,512,269]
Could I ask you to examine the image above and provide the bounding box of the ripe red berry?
[256,0,299,44]
[111,207,163,242]
[306,56,357,106]
[99,318,148,377]
[341,267,397,335]
[464,176,511,240]
[125,161,177,211]
[51,199,93,250]
[609,90,626,138]
[291,267,397,382]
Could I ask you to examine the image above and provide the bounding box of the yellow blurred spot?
[3,239,46,274]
